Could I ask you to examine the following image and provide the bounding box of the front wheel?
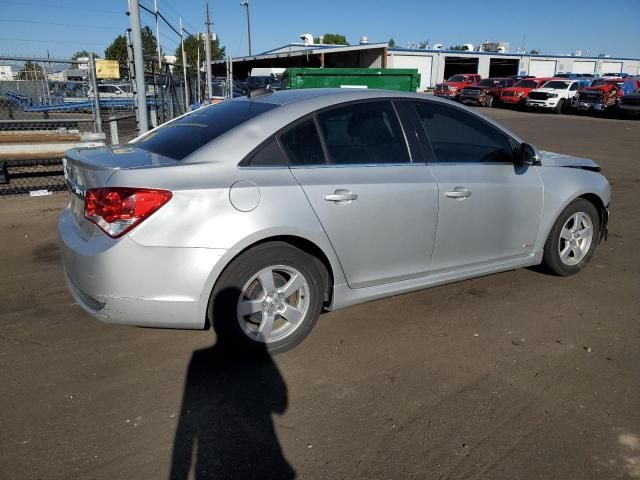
[209,242,326,354]
[542,199,600,276]
[484,95,494,107]
[554,99,565,114]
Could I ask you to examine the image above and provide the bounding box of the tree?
[175,34,226,68]
[104,26,159,69]
[418,40,429,49]
[529,49,540,55]
[314,33,348,45]
[388,38,396,48]
[71,50,99,60]
[17,61,45,80]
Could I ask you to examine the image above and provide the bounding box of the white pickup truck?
[526,79,589,113]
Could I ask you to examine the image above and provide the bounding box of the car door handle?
[445,188,472,199]
[324,190,358,202]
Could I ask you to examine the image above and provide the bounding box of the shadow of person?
[169,287,295,480]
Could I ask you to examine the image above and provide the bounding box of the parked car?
[87,83,133,99]
[459,77,515,107]
[499,77,553,107]
[59,89,610,353]
[434,74,482,99]
[247,75,282,91]
[526,79,590,113]
[572,78,624,112]
[618,88,640,116]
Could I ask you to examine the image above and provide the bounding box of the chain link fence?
[0,55,204,196]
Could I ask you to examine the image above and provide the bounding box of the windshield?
[134,100,278,160]
[447,75,467,82]
[544,81,571,90]
[477,79,499,87]
[514,79,538,88]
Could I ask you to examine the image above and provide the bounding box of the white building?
[387,48,640,91]
[0,65,14,80]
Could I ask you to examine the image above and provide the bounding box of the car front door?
[282,100,439,289]
[412,100,544,273]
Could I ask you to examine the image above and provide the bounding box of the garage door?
[573,60,596,74]
[529,59,557,77]
[388,54,433,90]
[601,61,623,74]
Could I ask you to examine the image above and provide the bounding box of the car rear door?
[411,100,544,273]
[282,100,439,289]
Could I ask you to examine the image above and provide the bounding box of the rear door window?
[279,119,326,166]
[135,100,278,160]
[316,101,410,165]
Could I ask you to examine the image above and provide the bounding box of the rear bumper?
[58,206,227,329]
[618,104,640,113]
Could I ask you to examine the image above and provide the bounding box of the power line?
[0,18,123,30]
[0,37,106,46]
[0,0,123,15]
[159,0,198,32]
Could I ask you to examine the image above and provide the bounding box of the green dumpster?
[282,68,421,92]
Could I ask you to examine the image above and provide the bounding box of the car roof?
[186,88,525,165]
[243,88,423,106]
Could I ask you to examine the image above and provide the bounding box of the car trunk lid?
[63,145,177,238]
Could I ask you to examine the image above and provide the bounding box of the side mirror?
[520,143,541,166]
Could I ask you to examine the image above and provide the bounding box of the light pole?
[240,0,252,56]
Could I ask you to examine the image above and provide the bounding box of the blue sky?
[0,0,638,59]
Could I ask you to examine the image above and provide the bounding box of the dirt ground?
[1,109,639,480]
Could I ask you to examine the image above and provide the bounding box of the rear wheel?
[542,199,600,276]
[210,242,325,354]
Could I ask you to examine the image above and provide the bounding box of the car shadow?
[169,287,295,480]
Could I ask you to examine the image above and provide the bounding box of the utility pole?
[129,0,149,133]
[88,53,103,134]
[179,17,190,109]
[154,0,162,69]
[196,37,201,103]
[240,1,252,56]
[205,2,213,99]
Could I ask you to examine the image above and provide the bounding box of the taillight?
[84,187,172,238]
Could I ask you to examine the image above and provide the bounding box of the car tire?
[554,99,565,114]
[484,95,494,107]
[542,199,600,276]
[209,242,326,354]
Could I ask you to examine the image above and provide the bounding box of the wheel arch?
[201,233,341,329]
[540,189,609,251]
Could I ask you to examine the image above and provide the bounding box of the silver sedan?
[59,89,610,353]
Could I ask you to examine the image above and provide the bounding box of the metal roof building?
[211,42,640,91]
[211,42,388,78]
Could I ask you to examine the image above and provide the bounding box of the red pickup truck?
[499,77,554,106]
[572,78,637,112]
[459,77,515,107]
[434,74,482,99]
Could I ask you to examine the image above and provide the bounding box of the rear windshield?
[514,79,537,88]
[134,100,278,160]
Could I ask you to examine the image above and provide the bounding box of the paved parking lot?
[1,109,639,480]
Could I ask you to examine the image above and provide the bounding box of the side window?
[316,101,410,165]
[570,82,579,91]
[413,102,514,163]
[279,119,325,166]
[246,137,288,167]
